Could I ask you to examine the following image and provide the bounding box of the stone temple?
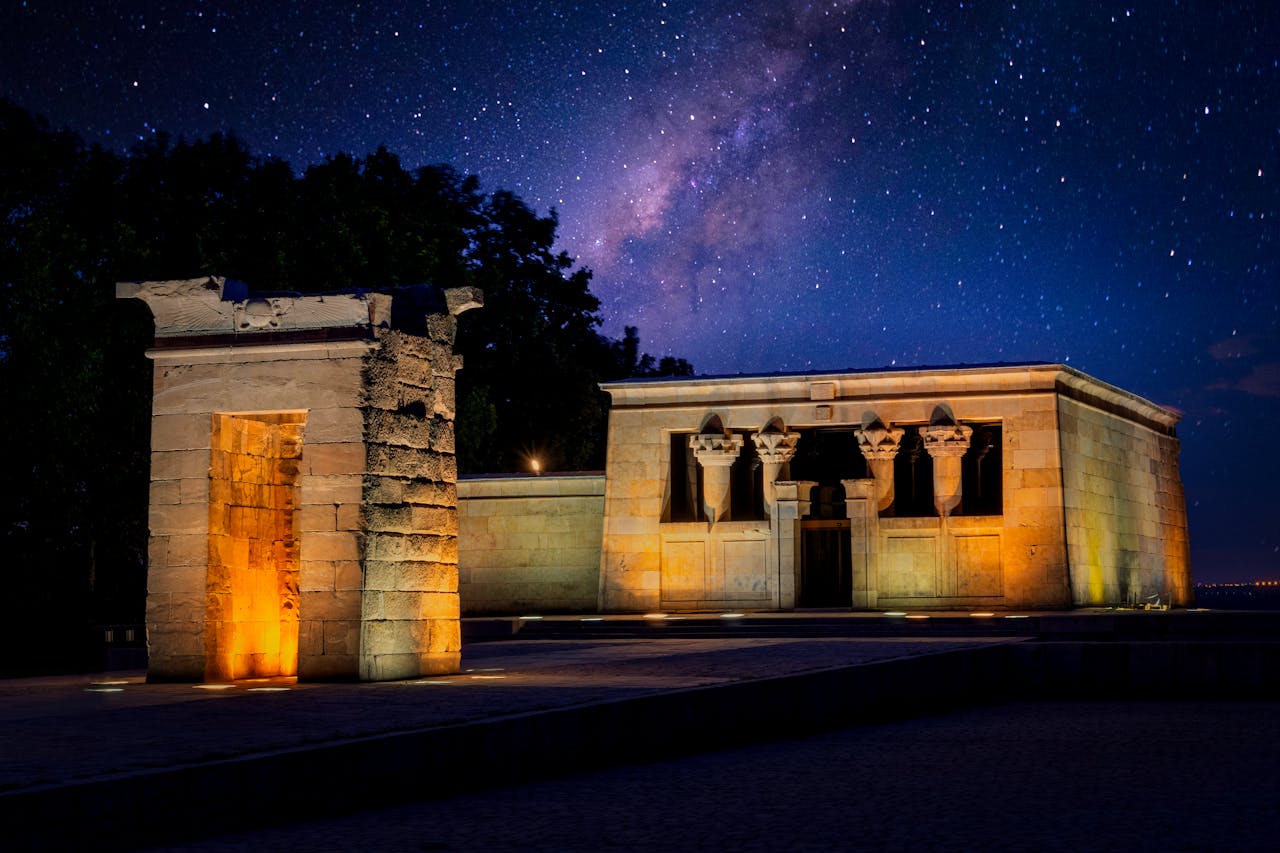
[121,277,481,682]
[125,278,1192,681]
[458,364,1192,615]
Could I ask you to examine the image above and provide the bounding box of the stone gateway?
[121,277,481,682]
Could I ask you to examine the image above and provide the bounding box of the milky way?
[3,0,1278,580]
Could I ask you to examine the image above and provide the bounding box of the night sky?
[3,1,1277,582]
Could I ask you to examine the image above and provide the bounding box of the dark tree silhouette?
[0,101,691,672]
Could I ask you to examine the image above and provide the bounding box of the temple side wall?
[1058,396,1192,607]
[457,475,605,614]
[146,343,371,680]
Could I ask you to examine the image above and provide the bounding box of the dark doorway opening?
[799,520,852,607]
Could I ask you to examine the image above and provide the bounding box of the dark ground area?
[149,699,1280,853]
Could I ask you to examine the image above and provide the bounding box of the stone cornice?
[600,363,1180,434]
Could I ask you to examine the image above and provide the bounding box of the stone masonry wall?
[145,345,370,681]
[1058,396,1192,606]
[358,324,463,680]
[458,475,605,614]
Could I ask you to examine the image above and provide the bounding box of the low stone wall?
[458,474,605,614]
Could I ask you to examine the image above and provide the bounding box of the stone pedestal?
[121,277,481,682]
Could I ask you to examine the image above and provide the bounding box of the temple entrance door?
[799,519,852,607]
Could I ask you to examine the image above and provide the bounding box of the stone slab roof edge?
[1054,363,1181,429]
[599,360,1055,388]
[601,362,1180,429]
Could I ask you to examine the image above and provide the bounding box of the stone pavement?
[2,633,1018,851]
[4,611,1278,851]
[156,699,1280,853]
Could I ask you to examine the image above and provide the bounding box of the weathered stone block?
[305,442,365,476]
[404,479,455,507]
[299,531,360,562]
[300,589,361,622]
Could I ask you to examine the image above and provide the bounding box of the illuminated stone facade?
[589,363,1192,612]
[456,364,1190,613]
[121,277,481,681]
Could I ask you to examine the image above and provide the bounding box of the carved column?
[751,430,801,517]
[854,421,905,513]
[690,432,743,526]
[923,422,973,517]
[773,481,817,609]
[842,479,879,609]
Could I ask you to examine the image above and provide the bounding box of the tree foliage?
[0,100,690,671]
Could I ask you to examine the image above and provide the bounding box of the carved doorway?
[799,519,852,607]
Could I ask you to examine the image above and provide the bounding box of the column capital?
[854,422,905,461]
[690,432,743,466]
[922,422,973,458]
[751,430,800,464]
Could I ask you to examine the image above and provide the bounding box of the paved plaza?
[3,615,1277,851]
[154,699,1280,852]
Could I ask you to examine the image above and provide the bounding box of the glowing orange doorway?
[206,412,306,681]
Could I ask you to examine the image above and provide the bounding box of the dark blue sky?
[3,0,1277,582]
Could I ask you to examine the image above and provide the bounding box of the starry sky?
[3,0,1278,582]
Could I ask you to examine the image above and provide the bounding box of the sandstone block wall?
[1058,396,1192,606]
[145,343,371,680]
[458,474,604,614]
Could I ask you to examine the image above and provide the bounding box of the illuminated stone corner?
[922,419,973,517]
[689,431,743,526]
[853,419,904,512]
[119,276,481,683]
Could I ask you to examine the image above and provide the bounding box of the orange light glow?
[207,412,305,682]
